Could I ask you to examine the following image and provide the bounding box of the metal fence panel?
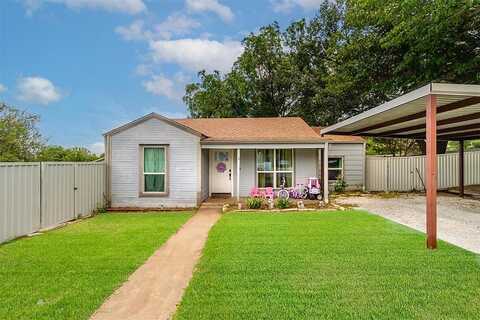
[0,162,105,244]
[41,163,76,229]
[366,151,480,192]
[74,163,105,217]
[0,163,41,243]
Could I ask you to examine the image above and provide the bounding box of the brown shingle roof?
[175,117,326,143]
[311,126,365,143]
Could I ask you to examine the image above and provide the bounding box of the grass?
[175,211,480,319]
[0,212,192,320]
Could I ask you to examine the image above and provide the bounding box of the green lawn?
[0,212,192,320]
[175,211,480,320]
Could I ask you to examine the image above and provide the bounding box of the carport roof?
[320,83,480,141]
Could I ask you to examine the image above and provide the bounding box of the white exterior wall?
[295,149,318,186]
[238,149,256,197]
[329,143,365,190]
[110,118,201,208]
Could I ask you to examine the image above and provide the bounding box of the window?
[256,149,294,188]
[141,146,167,194]
[328,157,343,181]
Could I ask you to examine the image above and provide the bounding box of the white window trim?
[139,145,169,197]
[328,156,344,182]
[256,149,295,188]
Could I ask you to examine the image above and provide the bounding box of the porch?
[200,143,332,203]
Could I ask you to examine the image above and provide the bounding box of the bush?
[334,176,348,193]
[275,198,291,209]
[246,197,263,209]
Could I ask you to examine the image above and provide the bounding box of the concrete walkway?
[90,205,222,320]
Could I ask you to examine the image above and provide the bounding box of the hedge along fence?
[365,150,480,192]
[0,162,106,244]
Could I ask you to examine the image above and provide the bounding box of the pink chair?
[264,187,274,200]
[249,187,261,197]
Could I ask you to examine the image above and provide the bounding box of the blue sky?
[0,0,321,154]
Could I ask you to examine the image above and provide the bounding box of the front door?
[210,150,232,194]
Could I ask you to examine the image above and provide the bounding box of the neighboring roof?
[176,117,327,143]
[321,83,480,141]
[103,113,205,137]
[311,127,365,143]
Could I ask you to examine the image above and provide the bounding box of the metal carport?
[321,83,480,249]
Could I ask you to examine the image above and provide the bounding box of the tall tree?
[184,2,344,125]
[0,102,44,161]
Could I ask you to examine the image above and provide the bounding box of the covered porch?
[200,143,332,203]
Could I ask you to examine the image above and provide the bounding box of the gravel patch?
[336,193,480,254]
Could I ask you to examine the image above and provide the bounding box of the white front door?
[210,150,232,194]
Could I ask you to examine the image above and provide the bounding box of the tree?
[329,0,480,153]
[182,0,480,154]
[0,102,44,161]
[36,146,100,162]
[366,138,421,156]
[184,2,345,125]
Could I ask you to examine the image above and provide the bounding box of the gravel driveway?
[336,193,480,254]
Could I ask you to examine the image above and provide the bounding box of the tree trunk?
[417,140,448,155]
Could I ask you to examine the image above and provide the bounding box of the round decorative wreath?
[216,162,227,173]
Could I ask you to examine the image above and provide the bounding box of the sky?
[0,0,321,154]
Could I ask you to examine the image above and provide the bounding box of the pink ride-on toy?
[305,177,322,200]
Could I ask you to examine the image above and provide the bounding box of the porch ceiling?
[200,142,326,149]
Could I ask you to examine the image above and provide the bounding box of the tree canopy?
[0,102,101,162]
[183,0,480,155]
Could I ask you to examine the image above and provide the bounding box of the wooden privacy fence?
[366,151,480,192]
[0,162,105,244]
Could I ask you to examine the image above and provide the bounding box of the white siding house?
[104,113,365,208]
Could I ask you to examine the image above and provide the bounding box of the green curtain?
[145,174,165,192]
[144,148,165,173]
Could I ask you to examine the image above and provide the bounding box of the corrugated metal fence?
[366,151,480,192]
[0,162,105,244]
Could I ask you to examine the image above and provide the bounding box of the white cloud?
[186,0,234,22]
[88,141,105,154]
[0,83,7,93]
[149,38,243,73]
[115,20,152,41]
[271,0,323,12]
[134,64,153,76]
[23,0,146,15]
[143,74,184,101]
[153,13,201,40]
[116,14,200,42]
[17,76,62,105]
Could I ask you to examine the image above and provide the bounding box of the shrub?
[275,197,291,209]
[334,175,348,193]
[246,197,263,209]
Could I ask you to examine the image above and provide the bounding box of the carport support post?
[426,94,438,249]
[459,140,465,197]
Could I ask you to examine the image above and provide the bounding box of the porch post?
[426,94,438,249]
[323,143,329,203]
[459,140,465,197]
[237,148,240,202]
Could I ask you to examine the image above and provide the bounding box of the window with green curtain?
[143,147,166,192]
